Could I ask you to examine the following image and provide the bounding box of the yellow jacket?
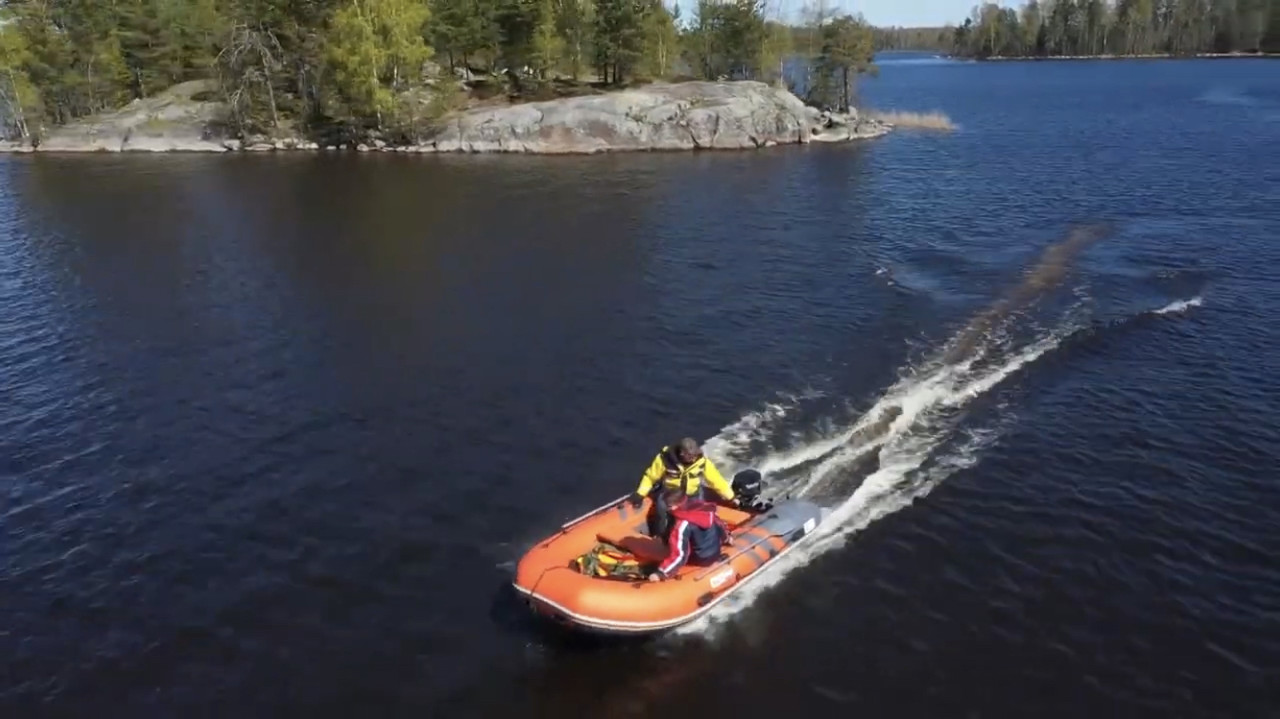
[636,446,735,501]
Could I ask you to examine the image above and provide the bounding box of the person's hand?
[628,492,645,509]
[648,572,663,582]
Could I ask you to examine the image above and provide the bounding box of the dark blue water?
[2,54,1278,716]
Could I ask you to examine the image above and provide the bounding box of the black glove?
[628,492,645,508]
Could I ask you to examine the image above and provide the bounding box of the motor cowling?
[731,469,765,507]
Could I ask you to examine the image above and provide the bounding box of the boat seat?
[596,531,668,563]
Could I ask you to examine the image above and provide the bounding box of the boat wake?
[1152,295,1203,315]
[676,225,1204,638]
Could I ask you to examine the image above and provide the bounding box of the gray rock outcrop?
[0,79,891,155]
[418,80,883,153]
[2,80,233,153]
[810,106,893,143]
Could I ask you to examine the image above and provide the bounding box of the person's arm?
[635,452,665,497]
[702,458,736,502]
[714,514,732,544]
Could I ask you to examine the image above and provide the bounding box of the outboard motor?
[731,469,770,511]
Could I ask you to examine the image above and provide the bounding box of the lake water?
[2,54,1278,716]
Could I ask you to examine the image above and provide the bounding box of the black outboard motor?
[731,469,771,512]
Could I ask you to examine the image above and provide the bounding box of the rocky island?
[0,78,890,156]
[0,0,908,158]
[417,80,890,153]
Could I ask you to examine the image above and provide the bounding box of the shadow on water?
[486,581,652,652]
[465,580,748,716]
[939,222,1114,365]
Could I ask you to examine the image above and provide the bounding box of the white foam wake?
[1152,295,1203,315]
[700,388,826,468]
[674,287,1205,638]
[674,311,1087,638]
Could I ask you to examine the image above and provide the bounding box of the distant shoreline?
[963,51,1280,62]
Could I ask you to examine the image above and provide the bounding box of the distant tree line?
[0,0,877,143]
[949,0,1280,58]
[872,26,954,52]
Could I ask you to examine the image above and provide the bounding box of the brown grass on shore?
[865,110,956,131]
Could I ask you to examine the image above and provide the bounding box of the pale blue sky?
[672,0,973,28]
[853,0,973,26]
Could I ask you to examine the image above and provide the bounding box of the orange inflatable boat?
[512,470,826,635]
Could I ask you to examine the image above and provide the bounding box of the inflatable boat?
[511,470,826,635]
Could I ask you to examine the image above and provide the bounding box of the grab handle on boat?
[691,530,784,581]
[560,494,631,530]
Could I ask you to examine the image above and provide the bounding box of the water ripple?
[2,57,1279,717]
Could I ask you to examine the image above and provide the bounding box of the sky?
[852,0,974,27]
[672,0,974,28]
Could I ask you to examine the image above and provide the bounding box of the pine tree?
[433,0,500,70]
[530,0,563,79]
[593,0,644,83]
[810,13,873,111]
